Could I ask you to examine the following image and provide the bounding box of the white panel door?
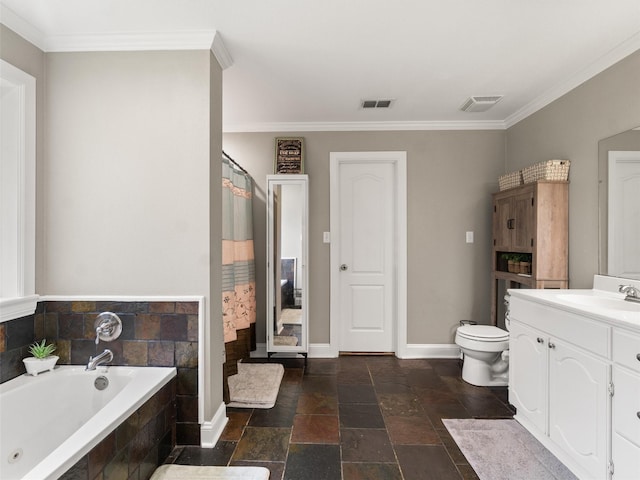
[609,151,640,279]
[333,155,397,352]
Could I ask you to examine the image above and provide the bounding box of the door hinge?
[530,239,534,247]
[531,198,534,207]
[608,460,614,475]
[608,382,615,397]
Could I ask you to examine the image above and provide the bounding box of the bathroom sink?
[557,294,640,312]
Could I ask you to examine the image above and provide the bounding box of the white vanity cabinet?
[548,337,609,478]
[509,297,611,480]
[611,328,640,479]
[509,320,548,432]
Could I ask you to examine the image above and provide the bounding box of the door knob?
[536,337,544,344]
[548,342,556,349]
[340,264,348,271]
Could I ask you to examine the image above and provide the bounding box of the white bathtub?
[0,365,176,480]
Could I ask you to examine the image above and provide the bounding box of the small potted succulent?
[23,339,58,376]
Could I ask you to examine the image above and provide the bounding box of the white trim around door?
[329,151,407,357]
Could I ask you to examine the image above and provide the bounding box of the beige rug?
[151,465,269,479]
[227,362,284,409]
[444,419,577,480]
[280,308,302,325]
[273,335,298,346]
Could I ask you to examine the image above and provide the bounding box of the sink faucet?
[619,285,640,303]
[86,349,113,371]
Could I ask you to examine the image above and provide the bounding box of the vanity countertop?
[508,275,640,332]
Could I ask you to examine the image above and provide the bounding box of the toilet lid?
[457,325,509,341]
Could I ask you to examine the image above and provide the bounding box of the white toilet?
[455,324,509,387]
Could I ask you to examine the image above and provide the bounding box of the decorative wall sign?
[275,137,304,174]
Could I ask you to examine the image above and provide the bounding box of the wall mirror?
[266,174,309,358]
[598,127,640,279]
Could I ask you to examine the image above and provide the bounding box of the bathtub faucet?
[86,349,113,371]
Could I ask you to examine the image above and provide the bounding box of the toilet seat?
[457,325,508,342]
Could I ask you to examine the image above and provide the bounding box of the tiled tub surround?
[60,376,176,480]
[0,300,200,446]
[1,366,176,480]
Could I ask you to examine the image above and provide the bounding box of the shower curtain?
[222,155,256,401]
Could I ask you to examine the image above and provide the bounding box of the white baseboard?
[250,343,338,358]
[397,344,461,359]
[200,401,228,448]
[251,342,459,359]
[309,343,337,358]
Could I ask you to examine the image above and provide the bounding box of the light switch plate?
[466,231,474,243]
[323,232,331,243]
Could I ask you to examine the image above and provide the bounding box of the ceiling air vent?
[460,95,503,112]
[361,99,394,109]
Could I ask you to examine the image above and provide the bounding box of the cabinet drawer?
[612,367,640,448]
[510,297,610,358]
[613,329,640,373]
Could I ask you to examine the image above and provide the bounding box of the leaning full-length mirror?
[266,175,309,357]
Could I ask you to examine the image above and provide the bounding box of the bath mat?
[150,465,270,479]
[273,335,298,346]
[227,362,284,409]
[280,308,302,325]
[443,419,577,480]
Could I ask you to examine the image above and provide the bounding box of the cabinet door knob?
[548,342,556,349]
[536,337,544,344]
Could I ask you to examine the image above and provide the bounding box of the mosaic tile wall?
[0,300,200,445]
[60,378,176,480]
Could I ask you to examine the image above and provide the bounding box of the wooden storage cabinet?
[493,188,535,251]
[491,181,568,324]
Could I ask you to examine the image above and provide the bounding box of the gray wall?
[223,130,506,346]
[506,50,640,288]
[43,48,224,420]
[1,26,225,423]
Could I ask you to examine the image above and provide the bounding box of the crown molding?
[1,5,223,53]
[0,4,46,50]
[223,119,507,133]
[44,30,219,52]
[211,31,233,70]
[505,31,640,128]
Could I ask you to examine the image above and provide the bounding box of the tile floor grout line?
[170,357,516,479]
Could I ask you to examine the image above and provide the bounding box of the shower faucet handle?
[94,312,123,343]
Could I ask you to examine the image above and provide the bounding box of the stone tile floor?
[167,356,514,479]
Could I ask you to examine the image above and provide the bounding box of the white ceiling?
[2,0,639,132]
